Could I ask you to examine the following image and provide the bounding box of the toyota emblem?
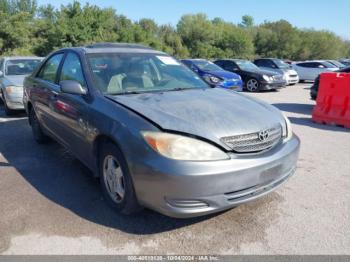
[258,130,269,141]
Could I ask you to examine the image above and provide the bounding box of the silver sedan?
[0,56,42,115]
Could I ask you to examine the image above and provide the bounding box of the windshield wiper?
[108,90,142,95]
[161,87,202,92]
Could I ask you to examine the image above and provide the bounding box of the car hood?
[3,75,26,86]
[108,88,285,150]
[245,68,280,76]
[205,70,241,80]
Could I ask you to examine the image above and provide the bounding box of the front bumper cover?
[132,135,300,218]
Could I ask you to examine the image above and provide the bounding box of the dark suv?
[23,43,299,218]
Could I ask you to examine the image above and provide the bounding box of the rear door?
[31,53,65,137]
[295,62,319,80]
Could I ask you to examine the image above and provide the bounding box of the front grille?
[221,125,282,153]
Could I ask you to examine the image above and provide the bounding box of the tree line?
[0,0,349,60]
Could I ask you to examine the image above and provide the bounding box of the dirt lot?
[0,84,349,255]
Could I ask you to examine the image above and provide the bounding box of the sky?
[37,0,350,40]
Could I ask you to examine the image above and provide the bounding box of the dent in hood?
[108,88,285,150]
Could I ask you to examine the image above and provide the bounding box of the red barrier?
[312,72,350,128]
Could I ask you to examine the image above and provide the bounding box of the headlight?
[203,75,222,84]
[142,131,229,161]
[5,86,23,94]
[282,114,293,141]
[262,75,272,82]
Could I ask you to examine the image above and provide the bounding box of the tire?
[29,107,50,144]
[2,95,15,116]
[99,142,141,215]
[246,78,260,92]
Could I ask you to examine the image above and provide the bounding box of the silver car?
[0,56,43,115]
[292,60,339,82]
[24,43,300,218]
[254,58,299,85]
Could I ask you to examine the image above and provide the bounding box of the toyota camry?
[23,43,300,218]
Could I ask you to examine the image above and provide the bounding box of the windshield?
[274,59,290,69]
[191,60,223,71]
[5,59,42,76]
[87,53,209,95]
[236,60,260,71]
[322,61,337,68]
[328,60,345,68]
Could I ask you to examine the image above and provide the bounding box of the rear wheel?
[29,107,49,144]
[99,142,141,215]
[246,78,260,92]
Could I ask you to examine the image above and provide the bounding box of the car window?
[329,60,345,68]
[38,53,64,83]
[236,60,259,71]
[214,60,223,67]
[5,59,42,76]
[321,61,337,68]
[255,60,272,68]
[297,62,317,68]
[191,60,223,71]
[221,61,238,71]
[87,53,208,94]
[273,59,290,69]
[60,52,86,87]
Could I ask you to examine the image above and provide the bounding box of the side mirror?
[60,80,87,95]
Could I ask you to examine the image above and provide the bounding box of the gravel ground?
[0,84,349,255]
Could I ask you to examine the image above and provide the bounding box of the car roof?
[62,43,167,55]
[254,58,280,61]
[2,56,44,60]
[294,60,327,64]
[216,59,247,62]
[182,59,208,62]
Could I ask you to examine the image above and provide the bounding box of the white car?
[254,58,299,85]
[292,61,339,82]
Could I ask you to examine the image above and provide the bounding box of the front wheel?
[246,78,260,92]
[99,142,141,215]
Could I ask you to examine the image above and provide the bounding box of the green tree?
[254,20,301,59]
[177,13,215,57]
[239,15,254,28]
[297,30,346,60]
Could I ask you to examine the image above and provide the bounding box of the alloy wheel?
[246,79,259,92]
[103,155,125,203]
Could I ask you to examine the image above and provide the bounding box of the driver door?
[48,52,92,163]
